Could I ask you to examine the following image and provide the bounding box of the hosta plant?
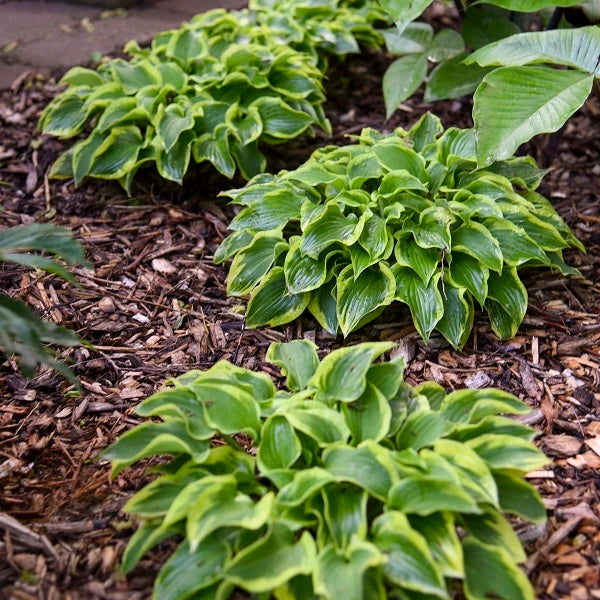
[39,0,385,190]
[0,223,85,382]
[217,114,583,347]
[102,340,548,600]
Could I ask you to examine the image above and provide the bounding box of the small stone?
[465,371,493,389]
[152,258,176,274]
[98,297,115,313]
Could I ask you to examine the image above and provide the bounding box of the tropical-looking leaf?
[219,119,581,346]
[102,339,548,599]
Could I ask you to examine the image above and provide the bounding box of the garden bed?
[0,47,599,599]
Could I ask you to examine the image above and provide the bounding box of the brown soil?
[1,49,599,599]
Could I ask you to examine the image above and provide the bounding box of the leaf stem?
[222,434,246,453]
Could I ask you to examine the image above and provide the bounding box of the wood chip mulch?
[1,48,599,599]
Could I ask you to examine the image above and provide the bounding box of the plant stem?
[547,7,564,29]
[222,434,246,453]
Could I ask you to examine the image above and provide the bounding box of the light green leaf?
[60,66,105,87]
[322,486,369,548]
[395,410,454,451]
[111,58,162,94]
[473,67,594,165]
[448,252,489,307]
[285,402,351,446]
[342,381,392,444]
[157,103,194,152]
[467,433,548,472]
[394,236,440,285]
[384,22,433,55]
[40,93,89,138]
[425,53,490,102]
[493,470,546,523]
[427,29,464,62]
[156,130,193,184]
[121,522,179,574]
[284,239,328,294]
[486,267,527,339]
[255,97,315,138]
[440,387,530,423]
[380,0,435,34]
[258,416,302,471]
[230,189,303,231]
[88,125,143,180]
[310,342,395,403]
[482,0,580,9]
[265,339,319,392]
[224,523,317,593]
[277,467,336,507]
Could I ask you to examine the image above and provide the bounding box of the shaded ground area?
[0,0,244,89]
[0,49,599,599]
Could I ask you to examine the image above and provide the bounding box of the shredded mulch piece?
[1,48,599,599]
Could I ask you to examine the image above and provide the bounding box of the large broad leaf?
[394,235,440,285]
[313,540,384,600]
[284,239,328,294]
[372,511,447,597]
[111,59,162,95]
[448,252,489,307]
[255,97,315,138]
[265,339,319,392]
[156,130,194,184]
[440,388,530,423]
[154,538,231,600]
[322,486,369,547]
[467,434,548,472]
[451,221,503,273]
[224,523,317,593]
[246,268,310,329]
[436,285,474,350]
[467,26,600,73]
[193,129,236,179]
[473,66,594,165]
[277,467,336,507]
[393,267,444,342]
[485,267,527,339]
[462,7,521,51]
[285,402,351,446]
[157,103,195,152]
[121,522,180,574]
[336,263,396,336]
[425,53,491,102]
[342,381,392,444]
[230,189,303,231]
[383,55,428,118]
[462,537,534,600]
[380,0,435,34]
[310,342,394,403]
[384,22,434,55]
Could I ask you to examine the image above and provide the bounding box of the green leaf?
[154,538,230,600]
[466,26,600,74]
[246,267,310,329]
[193,129,236,178]
[227,232,286,296]
[230,189,303,231]
[284,240,328,294]
[462,6,521,51]
[448,252,488,307]
[121,522,179,574]
[313,540,384,600]
[322,486,369,548]
[96,98,146,133]
[265,339,319,392]
[394,236,440,285]
[493,470,546,523]
[372,511,447,597]
[440,388,530,423]
[40,93,90,138]
[60,66,105,87]
[157,103,194,152]
[310,342,395,403]
[380,0,435,34]
[336,263,396,336]
[111,58,162,94]
[342,381,392,444]
[277,467,336,507]
[384,22,433,55]
[395,410,454,451]
[258,416,302,471]
[486,267,527,338]
[285,402,351,446]
[473,67,594,165]
[425,53,490,102]
[393,267,444,342]
[436,285,474,350]
[388,476,481,516]
[462,537,534,600]
[427,29,464,62]
[166,27,207,64]
[255,97,315,138]
[224,523,317,593]
[88,125,143,180]
[383,54,428,118]
[372,143,426,178]
[482,0,581,9]
[156,130,194,184]
[467,433,548,473]
[101,420,210,476]
[451,221,503,273]
[214,230,255,265]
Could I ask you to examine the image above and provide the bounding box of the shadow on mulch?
[0,48,599,599]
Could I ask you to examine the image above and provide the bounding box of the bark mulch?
[1,49,599,599]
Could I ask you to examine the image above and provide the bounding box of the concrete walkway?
[0,0,244,89]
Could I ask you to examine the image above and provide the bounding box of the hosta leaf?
[72,130,110,186]
[323,442,396,501]
[230,139,267,180]
[214,230,255,265]
[473,67,594,165]
[258,416,302,471]
[462,537,534,600]
[451,221,503,273]
[246,268,310,329]
[96,98,146,133]
[255,97,315,138]
[342,381,392,444]
[60,66,105,87]
[372,143,427,179]
[154,538,230,600]
[462,7,521,51]
[380,0,435,34]
[193,129,236,179]
[493,470,546,523]
[409,513,463,578]
[40,93,89,138]
[482,0,580,10]
[436,285,474,350]
[157,103,195,152]
[101,420,210,476]
[227,232,286,296]
[193,381,261,439]
[336,263,396,336]
[284,239,328,294]
[224,523,317,593]
[226,105,263,145]
[393,267,444,342]
[301,204,364,259]
[467,26,600,74]
[265,339,319,392]
[277,467,336,507]
[388,477,480,516]
[359,214,390,260]
[285,402,351,446]
[156,130,194,184]
[166,27,207,64]
[121,522,179,574]
[440,388,530,423]
[394,236,440,285]
[310,342,395,403]
[87,125,143,180]
[424,53,490,102]
[395,410,454,451]
[383,54,428,118]
[467,433,547,472]
[485,219,549,266]
[366,359,406,402]
[486,267,527,338]
[322,486,369,547]
[372,511,447,597]
[448,252,489,307]
[408,112,443,152]
[308,277,339,334]
[230,189,302,231]
[111,59,162,94]
[406,207,453,250]
[313,540,384,600]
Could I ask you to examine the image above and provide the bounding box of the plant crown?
[0,223,85,381]
[102,339,547,600]
[217,114,583,347]
[39,0,385,190]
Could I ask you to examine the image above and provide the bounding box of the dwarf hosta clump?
[102,340,547,600]
[217,114,583,347]
[39,0,384,190]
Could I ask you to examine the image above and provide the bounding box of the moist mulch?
[0,47,599,599]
